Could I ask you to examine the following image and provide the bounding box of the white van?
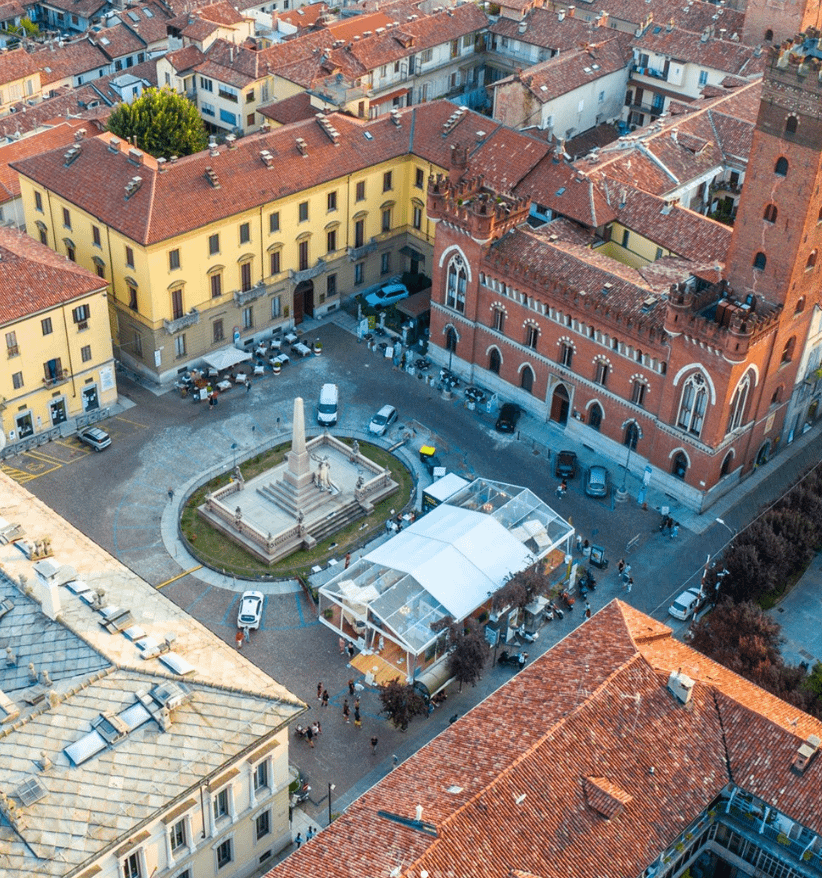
[317,383,339,426]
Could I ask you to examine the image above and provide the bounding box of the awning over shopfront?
[396,288,431,319]
[200,347,252,371]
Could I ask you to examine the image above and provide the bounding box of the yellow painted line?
[24,449,67,466]
[114,415,148,429]
[156,566,202,589]
[0,465,35,484]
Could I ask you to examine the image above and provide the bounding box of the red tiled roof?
[32,41,110,86]
[36,0,107,18]
[278,2,328,28]
[0,227,106,326]
[91,23,148,60]
[0,46,39,86]
[324,10,397,40]
[258,91,317,124]
[0,0,25,23]
[489,8,595,51]
[516,158,618,227]
[0,89,111,138]
[11,101,543,246]
[264,600,822,878]
[631,26,764,77]
[165,45,205,73]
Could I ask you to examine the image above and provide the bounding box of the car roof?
[377,405,395,415]
[381,283,406,294]
[84,427,107,436]
[589,465,606,476]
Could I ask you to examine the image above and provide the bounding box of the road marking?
[114,415,148,429]
[0,464,36,484]
[25,449,68,466]
[156,566,202,589]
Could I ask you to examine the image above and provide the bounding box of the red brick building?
[427,34,822,512]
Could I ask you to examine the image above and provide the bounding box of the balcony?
[234,284,266,307]
[631,62,668,81]
[218,89,238,103]
[163,308,200,334]
[289,258,327,284]
[43,369,70,388]
[348,240,377,261]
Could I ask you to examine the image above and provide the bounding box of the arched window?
[588,403,603,431]
[594,358,609,387]
[445,327,457,353]
[525,324,539,350]
[763,204,777,223]
[786,115,798,135]
[764,28,773,41]
[624,422,639,449]
[446,256,466,313]
[795,296,806,314]
[753,252,767,270]
[520,365,534,394]
[726,372,751,433]
[720,451,734,477]
[771,385,783,405]
[781,336,796,363]
[775,157,788,176]
[492,307,505,333]
[677,372,708,437]
[672,451,688,480]
[488,348,501,374]
[807,250,818,270]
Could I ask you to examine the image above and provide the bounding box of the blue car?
[364,283,410,309]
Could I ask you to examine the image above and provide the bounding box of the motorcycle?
[290,771,311,805]
[416,357,432,372]
[543,604,554,622]
[464,386,486,404]
[578,568,597,591]
[559,589,575,610]
[578,579,589,599]
[498,650,527,671]
[550,600,564,620]
[516,624,538,644]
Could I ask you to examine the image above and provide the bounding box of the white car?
[369,405,398,436]
[364,283,410,309]
[237,590,264,629]
[668,587,706,621]
[77,426,112,451]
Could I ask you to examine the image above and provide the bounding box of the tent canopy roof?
[200,347,251,371]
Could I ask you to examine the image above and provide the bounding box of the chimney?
[450,143,468,169]
[667,669,694,705]
[40,578,61,621]
[567,5,575,17]
[296,137,308,156]
[415,805,423,822]
[128,147,144,165]
[558,9,565,20]
[157,157,167,172]
[226,133,237,149]
[792,735,820,774]
[74,127,86,141]
[108,136,121,152]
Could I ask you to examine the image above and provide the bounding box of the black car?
[495,403,522,433]
[498,650,527,671]
[554,450,578,479]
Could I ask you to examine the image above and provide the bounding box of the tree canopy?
[446,618,487,690]
[106,88,208,158]
[379,679,428,731]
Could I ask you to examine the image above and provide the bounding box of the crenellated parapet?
[664,282,782,362]
[427,173,530,243]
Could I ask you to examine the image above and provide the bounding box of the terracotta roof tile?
[631,26,764,77]
[516,158,618,227]
[258,91,317,124]
[266,600,822,878]
[278,2,328,28]
[32,41,109,86]
[0,89,111,138]
[0,226,106,325]
[165,44,206,73]
[0,0,25,23]
[0,46,39,86]
[91,22,148,59]
[490,9,594,51]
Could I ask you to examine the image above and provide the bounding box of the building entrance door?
[550,384,570,425]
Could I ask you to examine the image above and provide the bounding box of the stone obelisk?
[269,397,319,516]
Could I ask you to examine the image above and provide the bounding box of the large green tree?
[106,88,208,158]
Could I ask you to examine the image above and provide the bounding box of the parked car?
[369,404,398,436]
[668,587,707,621]
[495,403,522,433]
[554,450,578,479]
[584,465,610,497]
[237,590,264,629]
[77,426,111,451]
[364,283,410,309]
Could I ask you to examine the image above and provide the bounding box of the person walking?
[617,558,625,577]
[311,721,320,739]
[306,827,315,841]
[339,637,346,654]
[348,679,355,696]
[342,699,350,723]
[670,522,679,540]
[556,479,567,498]
[321,689,329,708]
[167,487,174,501]
[295,833,303,849]
[246,379,251,393]
[354,705,361,728]
[345,552,351,569]
[370,736,378,753]
[235,630,243,649]
[347,643,355,659]
[317,681,323,700]
[585,601,592,619]
[305,725,314,748]
[625,577,633,594]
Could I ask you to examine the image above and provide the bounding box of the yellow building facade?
[12,103,459,383]
[0,228,116,455]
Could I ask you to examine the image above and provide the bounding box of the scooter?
[559,589,575,610]
[550,600,564,620]
[579,568,597,591]
[498,650,528,671]
[290,772,311,805]
[517,624,539,644]
[543,605,554,622]
[578,579,589,599]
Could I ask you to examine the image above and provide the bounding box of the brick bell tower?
[720,34,822,455]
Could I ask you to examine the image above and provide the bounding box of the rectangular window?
[298,201,309,222]
[254,761,268,791]
[240,222,250,244]
[12,371,23,389]
[6,330,19,356]
[451,39,459,57]
[354,219,365,248]
[243,305,254,329]
[270,250,281,275]
[241,262,252,292]
[175,333,186,358]
[383,170,393,192]
[327,190,337,211]
[73,304,91,325]
[355,261,364,285]
[269,211,280,233]
[560,343,573,368]
[62,207,71,229]
[92,225,101,247]
[595,360,609,386]
[381,252,390,274]
[128,286,138,310]
[631,380,646,406]
[201,102,215,117]
[41,317,53,336]
[246,89,255,102]
[415,167,424,189]
[299,240,309,271]
[621,229,629,248]
[213,319,224,342]
[43,357,62,381]
[526,325,538,350]
[170,819,186,852]
[122,852,142,878]
[381,208,391,232]
[356,181,366,201]
[698,69,708,86]
[271,295,281,319]
[413,206,422,230]
[169,249,180,270]
[125,246,134,268]
[216,839,232,869]
[209,233,220,255]
[171,288,183,320]
[493,308,505,332]
[199,76,213,91]
[210,272,222,298]
[247,113,255,126]
[327,229,337,253]
[81,345,92,362]
[326,273,337,298]
[35,191,43,212]
[256,809,271,840]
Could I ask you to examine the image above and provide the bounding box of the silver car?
[77,426,111,451]
[368,405,398,436]
[584,465,610,497]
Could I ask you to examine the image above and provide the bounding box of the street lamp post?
[231,442,238,469]
[328,782,336,825]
